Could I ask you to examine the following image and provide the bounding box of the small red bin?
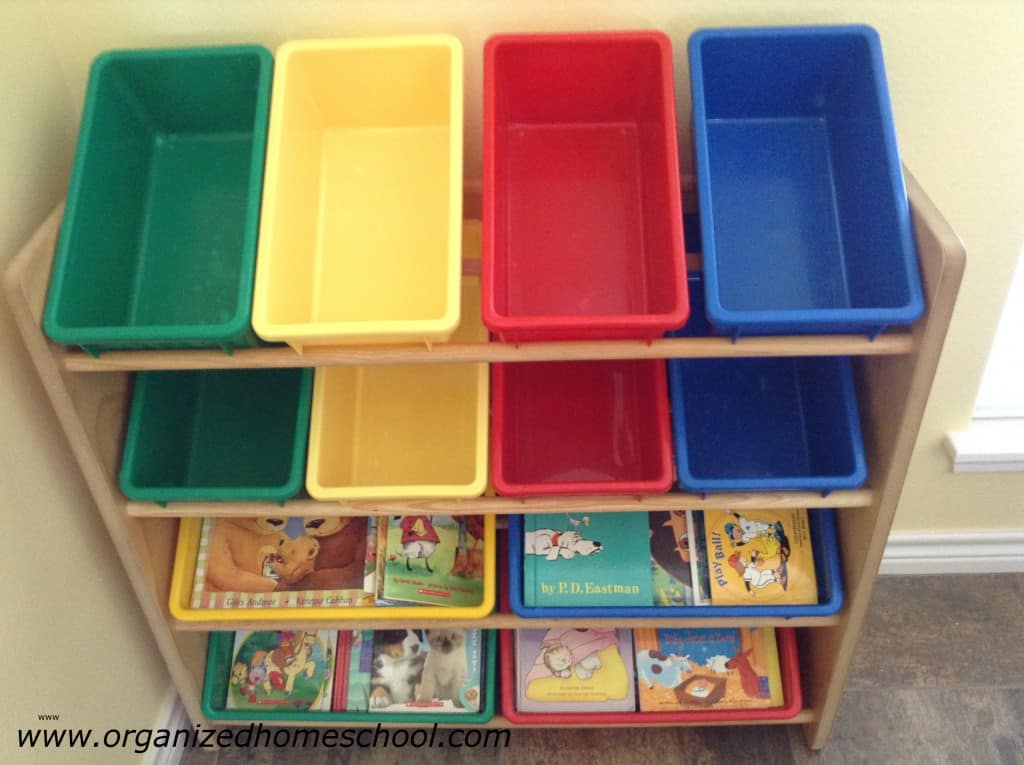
[491,359,674,496]
[483,32,689,341]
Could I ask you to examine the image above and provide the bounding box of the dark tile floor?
[184,574,1024,765]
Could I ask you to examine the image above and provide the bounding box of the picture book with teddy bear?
[377,515,486,608]
[633,627,784,712]
[702,509,818,606]
[226,630,337,711]
[522,512,653,607]
[191,516,376,609]
[514,628,636,713]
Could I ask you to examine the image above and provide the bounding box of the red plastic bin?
[483,32,689,341]
[491,359,674,495]
[499,628,803,725]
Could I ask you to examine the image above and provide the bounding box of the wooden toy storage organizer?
[5,162,963,748]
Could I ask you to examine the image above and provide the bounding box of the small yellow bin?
[253,35,463,350]
[306,222,488,500]
[168,514,496,623]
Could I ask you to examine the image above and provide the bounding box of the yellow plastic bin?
[253,36,463,351]
[168,514,496,623]
[306,222,488,500]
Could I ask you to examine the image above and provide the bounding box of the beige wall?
[2,0,1020,759]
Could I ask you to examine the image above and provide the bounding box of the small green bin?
[202,631,498,724]
[120,368,312,503]
[44,45,273,353]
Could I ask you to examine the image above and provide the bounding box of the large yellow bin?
[253,36,463,350]
[306,222,488,500]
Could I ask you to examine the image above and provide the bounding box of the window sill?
[945,418,1024,473]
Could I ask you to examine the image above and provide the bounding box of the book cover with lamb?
[634,627,784,712]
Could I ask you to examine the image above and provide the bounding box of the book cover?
[333,630,373,712]
[634,627,784,712]
[650,511,694,606]
[378,516,485,607]
[704,509,818,605]
[522,512,653,607]
[515,628,636,713]
[191,516,374,609]
[367,629,484,713]
[688,511,712,606]
[226,630,336,711]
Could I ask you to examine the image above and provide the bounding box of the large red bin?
[483,32,689,341]
[490,359,674,495]
[499,628,804,725]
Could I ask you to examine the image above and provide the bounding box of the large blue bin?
[669,276,866,493]
[689,26,924,337]
[507,510,843,619]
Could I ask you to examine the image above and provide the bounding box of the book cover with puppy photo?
[522,512,653,607]
[634,627,784,712]
[378,516,486,607]
[191,516,377,609]
[515,628,636,713]
[362,629,485,713]
[226,630,337,711]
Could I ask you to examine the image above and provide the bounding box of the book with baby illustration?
[514,628,636,713]
[633,628,783,712]
[522,512,653,607]
[191,516,374,609]
[702,509,818,605]
[362,629,485,713]
[377,515,486,607]
[226,630,337,711]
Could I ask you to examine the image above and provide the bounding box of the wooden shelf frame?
[3,168,963,748]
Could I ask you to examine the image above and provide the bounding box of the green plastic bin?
[201,631,497,724]
[44,45,273,354]
[120,368,313,503]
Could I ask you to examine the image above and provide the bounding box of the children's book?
[703,509,818,605]
[515,628,636,713]
[333,630,373,712]
[522,512,653,607]
[650,511,695,606]
[191,516,374,609]
[634,628,784,711]
[226,630,336,711]
[366,629,485,713]
[688,511,712,606]
[377,516,485,607]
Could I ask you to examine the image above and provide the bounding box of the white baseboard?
[145,687,189,765]
[880,530,1024,575]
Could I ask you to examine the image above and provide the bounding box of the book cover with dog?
[191,516,375,609]
[377,516,486,607]
[515,628,636,713]
[650,511,695,606]
[633,627,783,711]
[226,630,337,711]
[522,512,653,607]
[365,629,484,713]
[703,509,818,605]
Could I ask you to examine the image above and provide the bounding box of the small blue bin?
[508,510,843,619]
[689,26,924,337]
[670,276,866,493]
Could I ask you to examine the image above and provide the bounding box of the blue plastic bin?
[669,276,866,493]
[508,510,843,619]
[689,26,924,337]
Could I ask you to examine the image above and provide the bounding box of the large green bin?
[120,368,312,503]
[44,45,273,353]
